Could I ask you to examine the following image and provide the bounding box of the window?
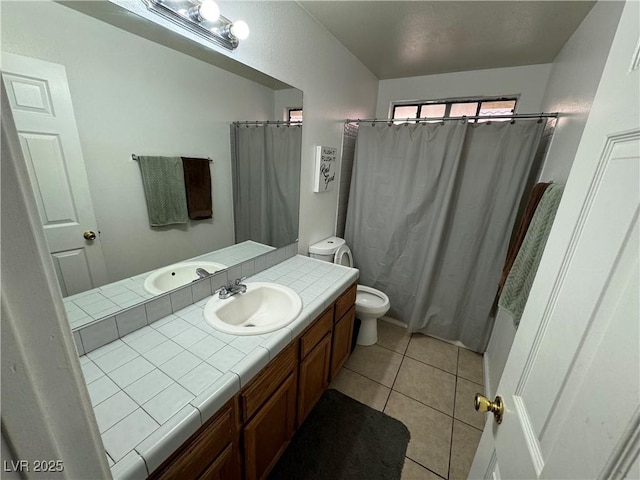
[288,108,303,123]
[392,97,517,123]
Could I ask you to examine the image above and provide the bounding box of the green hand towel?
[138,156,188,227]
[499,183,564,327]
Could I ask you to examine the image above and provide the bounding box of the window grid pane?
[449,102,479,120]
[419,104,446,120]
[393,105,419,123]
[477,100,516,122]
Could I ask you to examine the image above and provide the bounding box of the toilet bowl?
[308,237,390,346]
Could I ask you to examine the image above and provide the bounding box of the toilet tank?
[308,236,345,263]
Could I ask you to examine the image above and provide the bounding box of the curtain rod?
[232,120,302,126]
[345,113,558,124]
[131,154,212,162]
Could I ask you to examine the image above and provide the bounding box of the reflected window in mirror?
[288,108,303,123]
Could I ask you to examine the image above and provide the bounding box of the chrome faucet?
[195,268,211,279]
[217,277,247,299]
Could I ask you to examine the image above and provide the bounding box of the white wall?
[1,1,281,283]
[538,1,625,183]
[376,64,553,118]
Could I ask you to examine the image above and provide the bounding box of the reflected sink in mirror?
[143,261,228,295]
[204,283,302,335]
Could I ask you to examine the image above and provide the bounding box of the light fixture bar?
[143,0,242,50]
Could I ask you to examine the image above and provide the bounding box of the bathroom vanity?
[78,255,358,479]
[148,283,355,479]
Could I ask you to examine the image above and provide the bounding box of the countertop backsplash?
[75,252,358,479]
[65,241,277,331]
[72,242,296,356]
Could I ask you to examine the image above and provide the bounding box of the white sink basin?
[143,261,228,295]
[204,282,302,336]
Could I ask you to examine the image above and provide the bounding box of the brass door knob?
[83,230,97,241]
[474,393,504,424]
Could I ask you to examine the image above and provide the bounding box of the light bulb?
[230,20,249,40]
[199,0,220,22]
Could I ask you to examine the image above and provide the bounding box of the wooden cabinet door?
[330,305,355,379]
[243,372,297,480]
[297,333,331,425]
[198,444,235,480]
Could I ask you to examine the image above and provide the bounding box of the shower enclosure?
[343,115,555,352]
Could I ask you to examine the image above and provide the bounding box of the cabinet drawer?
[198,443,234,480]
[240,342,297,422]
[299,306,333,359]
[153,404,234,480]
[335,283,357,322]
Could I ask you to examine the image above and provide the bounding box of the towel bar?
[132,154,212,162]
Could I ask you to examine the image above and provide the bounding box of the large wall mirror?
[1,1,302,329]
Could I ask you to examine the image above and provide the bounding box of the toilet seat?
[333,245,353,267]
[355,285,390,317]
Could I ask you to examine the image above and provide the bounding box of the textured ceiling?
[299,1,596,79]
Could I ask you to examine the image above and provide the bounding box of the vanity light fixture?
[143,0,250,50]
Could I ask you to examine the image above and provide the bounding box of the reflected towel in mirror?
[137,155,188,226]
[182,157,213,220]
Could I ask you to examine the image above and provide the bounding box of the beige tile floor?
[329,319,486,480]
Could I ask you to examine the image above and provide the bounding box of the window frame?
[391,95,519,122]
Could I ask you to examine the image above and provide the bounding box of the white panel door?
[469,3,639,479]
[1,53,107,296]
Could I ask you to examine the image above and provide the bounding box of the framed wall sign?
[313,146,337,192]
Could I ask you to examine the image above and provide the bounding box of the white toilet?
[308,237,390,346]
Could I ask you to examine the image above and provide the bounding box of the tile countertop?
[77,255,359,479]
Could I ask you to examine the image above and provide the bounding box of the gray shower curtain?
[345,120,544,352]
[231,124,301,248]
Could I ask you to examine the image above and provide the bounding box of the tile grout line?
[447,349,462,480]
[405,456,448,480]
[384,354,406,411]
[403,351,459,377]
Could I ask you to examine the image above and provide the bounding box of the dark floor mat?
[268,389,410,480]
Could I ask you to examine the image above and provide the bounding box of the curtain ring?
[461,116,467,124]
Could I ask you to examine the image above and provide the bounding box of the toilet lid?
[333,245,353,267]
